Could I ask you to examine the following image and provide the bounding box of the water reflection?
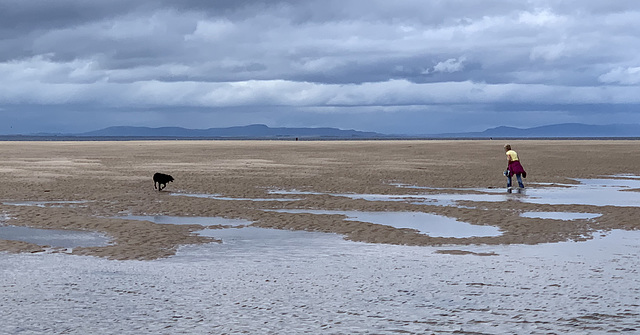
[0,226,111,248]
[172,193,303,202]
[267,209,502,238]
[2,200,88,208]
[271,176,640,208]
[520,212,602,220]
[121,215,252,227]
[195,226,345,251]
[521,178,640,207]
[4,230,638,334]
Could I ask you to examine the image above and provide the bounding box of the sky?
[1,0,640,135]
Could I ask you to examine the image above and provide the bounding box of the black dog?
[153,172,174,191]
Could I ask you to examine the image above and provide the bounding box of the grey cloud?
[0,0,135,36]
[2,0,640,134]
[1,1,626,85]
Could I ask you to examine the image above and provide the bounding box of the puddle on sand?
[194,226,346,250]
[273,176,640,208]
[266,189,324,196]
[435,177,640,207]
[2,223,640,334]
[0,226,111,248]
[268,190,478,207]
[172,193,303,202]
[2,200,88,208]
[121,215,252,227]
[609,174,640,179]
[270,189,508,206]
[520,212,602,221]
[520,178,640,207]
[267,209,502,238]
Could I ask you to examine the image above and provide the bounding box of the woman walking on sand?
[504,144,526,190]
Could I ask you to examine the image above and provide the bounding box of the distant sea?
[0,135,401,141]
[2,135,640,141]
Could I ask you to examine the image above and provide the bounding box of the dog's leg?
[154,181,158,190]
[160,183,165,191]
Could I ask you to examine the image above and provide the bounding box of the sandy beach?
[1,140,640,260]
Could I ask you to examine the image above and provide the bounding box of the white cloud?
[3,72,640,109]
[0,55,106,83]
[518,8,564,26]
[432,57,466,73]
[599,66,640,85]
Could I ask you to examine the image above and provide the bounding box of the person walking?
[504,144,526,190]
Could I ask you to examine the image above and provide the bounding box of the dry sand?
[1,140,639,260]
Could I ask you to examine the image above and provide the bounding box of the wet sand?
[1,140,640,260]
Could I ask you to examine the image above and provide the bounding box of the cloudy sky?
[1,0,640,135]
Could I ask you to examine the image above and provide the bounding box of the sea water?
[1,229,638,334]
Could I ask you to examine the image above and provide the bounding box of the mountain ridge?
[5,123,640,139]
[78,124,384,138]
[429,123,640,138]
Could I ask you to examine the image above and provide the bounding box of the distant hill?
[78,124,385,139]
[81,123,640,139]
[3,123,640,141]
[431,123,640,138]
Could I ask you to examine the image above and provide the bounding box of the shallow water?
[267,209,502,238]
[1,228,639,334]
[272,177,640,208]
[121,215,252,227]
[0,226,111,248]
[522,178,640,207]
[611,174,640,179]
[520,211,602,220]
[2,200,88,208]
[3,177,640,333]
[172,192,303,202]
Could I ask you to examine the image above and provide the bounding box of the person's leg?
[516,174,524,188]
[507,175,512,188]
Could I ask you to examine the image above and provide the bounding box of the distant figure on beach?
[153,172,174,191]
[504,144,526,190]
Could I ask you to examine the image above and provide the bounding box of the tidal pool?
[272,176,640,208]
[0,225,111,248]
[2,200,88,208]
[269,189,509,206]
[1,229,639,334]
[267,209,502,238]
[521,178,640,207]
[394,178,640,207]
[172,192,303,202]
[195,226,346,252]
[609,174,640,179]
[121,215,252,227]
[520,211,602,220]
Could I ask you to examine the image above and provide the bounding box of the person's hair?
[504,144,511,150]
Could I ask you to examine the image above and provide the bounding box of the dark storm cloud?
[0,0,134,38]
[1,0,640,134]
